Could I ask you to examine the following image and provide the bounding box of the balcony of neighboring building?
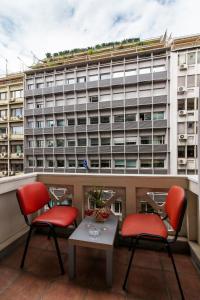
[0,173,199,299]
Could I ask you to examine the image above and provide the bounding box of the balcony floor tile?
[0,233,199,300]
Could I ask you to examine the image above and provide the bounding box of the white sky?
[0,0,199,74]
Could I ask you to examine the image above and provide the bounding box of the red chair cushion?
[165,186,185,231]
[33,206,78,227]
[17,182,50,215]
[121,213,168,239]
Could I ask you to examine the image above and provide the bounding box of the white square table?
[68,214,118,287]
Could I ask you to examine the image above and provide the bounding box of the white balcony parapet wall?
[0,173,37,252]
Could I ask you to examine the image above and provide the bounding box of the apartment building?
[170,35,200,175]
[0,74,24,177]
[23,37,171,174]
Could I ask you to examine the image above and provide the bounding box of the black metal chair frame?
[123,197,187,300]
[19,203,77,275]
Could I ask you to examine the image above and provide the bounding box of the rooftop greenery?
[45,37,141,59]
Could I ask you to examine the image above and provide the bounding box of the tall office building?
[22,34,199,175]
[0,74,24,177]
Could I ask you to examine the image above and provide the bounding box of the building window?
[28,140,34,147]
[90,138,98,146]
[141,136,152,144]
[187,146,195,158]
[125,114,136,122]
[77,138,86,146]
[27,102,34,109]
[125,70,136,76]
[56,139,64,147]
[46,100,54,107]
[56,99,64,106]
[100,73,110,80]
[114,115,124,122]
[46,81,54,87]
[126,160,136,168]
[47,160,54,168]
[0,110,6,117]
[114,159,125,168]
[187,122,195,134]
[36,102,43,108]
[77,118,86,125]
[140,160,152,168]
[68,160,75,167]
[90,117,98,124]
[139,67,151,74]
[57,160,65,168]
[47,120,54,127]
[68,140,75,146]
[101,138,110,145]
[56,80,63,86]
[187,52,196,65]
[187,98,195,110]
[36,160,43,167]
[113,137,124,145]
[153,160,164,168]
[113,71,124,78]
[27,84,34,90]
[153,112,164,120]
[89,75,98,82]
[36,140,44,148]
[68,119,75,126]
[78,160,84,167]
[178,99,185,110]
[153,136,165,144]
[0,92,7,100]
[36,83,44,89]
[153,65,165,72]
[187,75,195,88]
[89,95,98,103]
[197,51,200,64]
[10,90,23,98]
[67,78,75,84]
[11,126,23,134]
[100,116,110,123]
[126,136,137,145]
[77,76,86,83]
[100,160,110,168]
[47,140,54,147]
[90,160,99,168]
[57,119,64,126]
[28,160,34,167]
[140,112,151,121]
[178,146,185,158]
[36,121,44,128]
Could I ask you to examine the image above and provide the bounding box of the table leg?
[68,244,76,279]
[106,249,113,287]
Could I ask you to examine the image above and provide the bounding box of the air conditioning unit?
[2,116,7,121]
[178,159,187,165]
[179,110,187,116]
[10,171,15,176]
[2,171,8,176]
[0,152,7,158]
[179,64,188,70]
[17,152,23,157]
[178,86,186,94]
[179,134,187,140]
[10,98,15,102]
[17,115,23,120]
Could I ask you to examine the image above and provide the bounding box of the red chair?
[121,185,187,300]
[16,181,78,274]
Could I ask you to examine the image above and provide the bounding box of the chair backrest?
[165,185,187,233]
[16,182,50,216]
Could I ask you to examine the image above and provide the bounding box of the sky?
[0,0,199,75]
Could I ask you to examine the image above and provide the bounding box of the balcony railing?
[0,173,199,265]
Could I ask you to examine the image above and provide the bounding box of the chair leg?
[20,227,33,269]
[123,238,139,290]
[166,243,185,300]
[51,227,65,275]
